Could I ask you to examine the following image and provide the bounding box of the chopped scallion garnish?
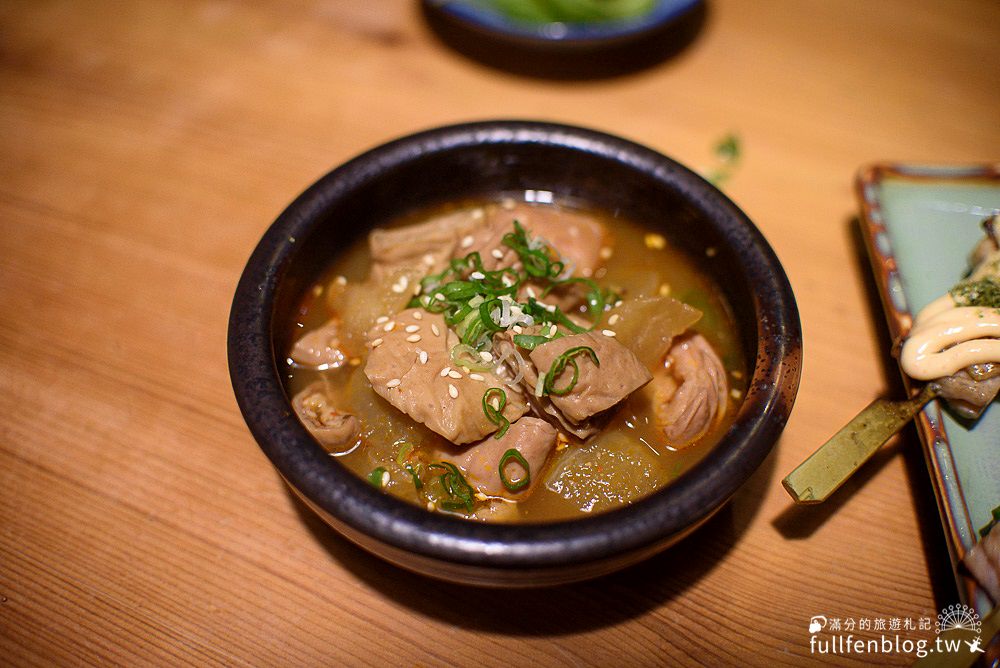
[482,387,510,438]
[498,448,530,492]
[396,442,413,466]
[407,220,598,349]
[543,345,599,396]
[368,467,388,488]
[428,461,475,513]
[512,333,550,350]
[450,343,494,371]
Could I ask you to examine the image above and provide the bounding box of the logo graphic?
[809,616,828,634]
[805,605,985,659]
[935,604,984,654]
[935,604,982,635]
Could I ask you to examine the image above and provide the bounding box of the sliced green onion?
[439,280,481,301]
[478,299,504,333]
[405,462,423,490]
[445,301,475,327]
[544,277,605,324]
[543,346,599,396]
[368,467,388,488]
[513,334,550,350]
[498,448,530,492]
[502,220,562,279]
[407,220,615,359]
[396,442,414,466]
[428,462,475,513]
[523,298,586,334]
[482,387,510,439]
[451,344,494,371]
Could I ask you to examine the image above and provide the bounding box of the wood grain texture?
[1,0,998,665]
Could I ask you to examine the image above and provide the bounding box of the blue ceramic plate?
[858,163,1000,616]
[423,0,701,47]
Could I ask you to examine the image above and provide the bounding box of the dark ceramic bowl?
[420,0,706,79]
[228,120,801,587]
[421,0,701,49]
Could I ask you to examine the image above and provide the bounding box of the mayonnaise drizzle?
[900,240,1000,381]
[900,305,1000,380]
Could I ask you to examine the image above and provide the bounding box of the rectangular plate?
[857,163,1000,616]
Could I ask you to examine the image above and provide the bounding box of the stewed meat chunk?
[364,308,527,444]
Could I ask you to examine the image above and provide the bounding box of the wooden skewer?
[782,384,940,504]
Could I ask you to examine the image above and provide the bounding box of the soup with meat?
[285,196,746,522]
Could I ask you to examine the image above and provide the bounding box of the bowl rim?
[421,0,702,46]
[228,119,801,574]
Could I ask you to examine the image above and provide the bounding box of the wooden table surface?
[2,1,998,665]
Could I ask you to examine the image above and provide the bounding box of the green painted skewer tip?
[782,384,939,504]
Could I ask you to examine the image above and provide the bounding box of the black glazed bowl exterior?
[228,121,801,587]
[421,0,701,49]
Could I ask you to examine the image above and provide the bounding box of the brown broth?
[284,198,746,522]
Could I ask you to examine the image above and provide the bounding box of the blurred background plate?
[421,0,705,78]
[858,163,1000,616]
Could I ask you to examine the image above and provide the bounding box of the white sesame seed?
[412,311,423,320]
[383,321,396,332]
[608,314,620,325]
[376,315,389,324]
[431,323,440,337]
[471,208,484,220]
[387,378,401,388]
[501,198,515,210]
[406,334,422,343]
[469,373,484,381]
[418,350,428,364]
[490,397,501,410]
[440,367,451,377]
[461,235,474,249]
[730,388,743,400]
[371,338,384,348]
[460,366,470,374]
[423,253,435,266]
[381,471,390,487]
[334,275,348,285]
[512,325,523,334]
[470,271,485,280]
[526,286,536,299]
[448,370,462,379]
[435,292,446,302]
[479,351,493,362]
[391,276,408,293]
[405,324,420,333]
[448,384,459,399]
[601,329,617,337]
[731,370,744,380]
[426,501,436,511]
[491,248,504,260]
